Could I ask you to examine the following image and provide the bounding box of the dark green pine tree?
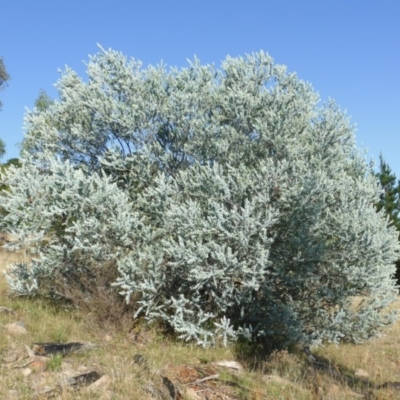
[375,154,400,283]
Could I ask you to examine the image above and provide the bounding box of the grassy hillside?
[1,239,400,399]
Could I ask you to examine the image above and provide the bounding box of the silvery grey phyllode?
[1,47,398,347]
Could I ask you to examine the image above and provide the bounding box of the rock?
[5,321,27,335]
[133,353,147,366]
[60,375,79,387]
[32,341,96,356]
[103,334,112,342]
[21,368,32,376]
[143,383,171,400]
[162,376,177,399]
[59,366,79,384]
[215,360,244,371]
[71,370,103,387]
[354,368,369,378]
[86,374,111,392]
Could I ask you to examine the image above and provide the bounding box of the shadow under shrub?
[41,260,138,331]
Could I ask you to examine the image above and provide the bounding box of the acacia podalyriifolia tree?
[0,47,398,348]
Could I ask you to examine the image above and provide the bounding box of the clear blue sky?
[1,1,399,174]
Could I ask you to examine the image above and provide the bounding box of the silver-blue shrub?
[1,48,398,347]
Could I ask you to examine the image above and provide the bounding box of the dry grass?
[1,242,400,399]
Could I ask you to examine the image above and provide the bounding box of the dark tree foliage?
[34,89,54,112]
[0,57,9,160]
[0,57,10,110]
[0,141,5,161]
[375,154,400,283]
[0,58,9,87]
[3,158,21,168]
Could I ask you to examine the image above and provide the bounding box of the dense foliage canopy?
[1,48,398,347]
